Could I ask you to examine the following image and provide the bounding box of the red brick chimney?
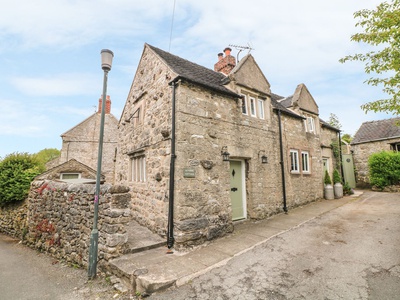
[98,95,111,114]
[214,47,236,75]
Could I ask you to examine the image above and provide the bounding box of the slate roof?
[320,119,340,132]
[147,44,240,98]
[351,117,400,145]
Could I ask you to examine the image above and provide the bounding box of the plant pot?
[324,184,334,200]
[334,182,343,199]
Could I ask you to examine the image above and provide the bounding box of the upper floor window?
[249,97,257,117]
[258,99,265,119]
[241,96,248,115]
[301,151,310,173]
[290,150,300,173]
[304,116,315,133]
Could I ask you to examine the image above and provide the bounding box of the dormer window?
[241,93,267,120]
[304,115,316,133]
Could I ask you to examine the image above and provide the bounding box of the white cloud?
[0,0,173,50]
[10,73,98,96]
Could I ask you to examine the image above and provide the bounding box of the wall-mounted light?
[221,146,230,162]
[261,155,268,164]
[259,150,268,164]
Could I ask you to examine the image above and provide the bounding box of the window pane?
[242,96,248,115]
[302,151,309,172]
[290,150,299,172]
[250,98,256,117]
[258,100,264,119]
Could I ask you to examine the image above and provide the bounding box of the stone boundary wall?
[24,180,131,268]
[0,200,28,239]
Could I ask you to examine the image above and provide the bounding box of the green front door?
[230,160,246,220]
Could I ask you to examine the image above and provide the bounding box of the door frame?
[229,159,247,221]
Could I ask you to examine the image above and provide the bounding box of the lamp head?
[101,49,114,71]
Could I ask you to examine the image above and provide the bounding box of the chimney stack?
[214,47,236,75]
[98,95,111,114]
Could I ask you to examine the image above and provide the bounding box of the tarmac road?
[0,234,117,300]
[149,191,400,300]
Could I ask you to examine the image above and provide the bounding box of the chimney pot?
[214,47,236,75]
[224,47,232,56]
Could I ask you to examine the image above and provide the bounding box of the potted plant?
[324,170,334,200]
[333,169,343,199]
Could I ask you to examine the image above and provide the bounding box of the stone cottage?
[114,44,340,248]
[46,96,119,183]
[351,117,400,187]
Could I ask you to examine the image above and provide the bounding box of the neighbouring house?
[46,96,119,183]
[35,158,104,183]
[114,44,340,248]
[351,117,400,187]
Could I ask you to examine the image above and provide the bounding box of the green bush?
[324,170,332,185]
[368,151,400,189]
[333,169,342,184]
[0,152,42,206]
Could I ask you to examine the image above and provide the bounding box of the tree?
[328,113,342,130]
[340,0,400,114]
[33,148,60,168]
[341,133,353,144]
[0,152,42,206]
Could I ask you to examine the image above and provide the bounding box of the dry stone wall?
[24,180,130,267]
[0,200,28,239]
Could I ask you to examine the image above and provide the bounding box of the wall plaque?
[183,168,196,178]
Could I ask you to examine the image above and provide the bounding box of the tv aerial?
[229,43,255,62]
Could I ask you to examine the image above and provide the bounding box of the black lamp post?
[88,49,113,279]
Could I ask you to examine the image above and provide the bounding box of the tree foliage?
[341,133,353,143]
[340,0,400,114]
[33,148,60,168]
[328,113,342,130]
[0,152,42,206]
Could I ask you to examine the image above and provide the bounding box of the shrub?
[0,152,42,206]
[333,169,342,184]
[324,170,332,185]
[343,182,354,195]
[368,151,400,189]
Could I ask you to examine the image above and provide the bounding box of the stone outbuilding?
[351,117,400,187]
[47,96,119,183]
[114,44,340,248]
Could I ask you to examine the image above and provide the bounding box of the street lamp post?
[88,49,114,279]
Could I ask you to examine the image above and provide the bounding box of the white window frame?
[60,173,81,180]
[290,150,300,173]
[241,95,248,115]
[301,151,310,173]
[249,97,256,117]
[130,155,146,182]
[306,116,315,133]
[257,99,265,119]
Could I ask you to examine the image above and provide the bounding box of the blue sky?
[0,0,394,158]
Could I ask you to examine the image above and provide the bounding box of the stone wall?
[115,46,176,237]
[352,138,400,187]
[24,180,130,267]
[0,200,28,239]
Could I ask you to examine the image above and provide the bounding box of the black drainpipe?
[167,80,177,249]
[278,109,288,213]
